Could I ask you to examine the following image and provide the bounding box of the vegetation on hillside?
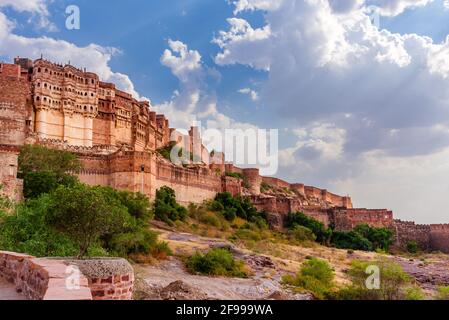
[225,172,244,180]
[186,248,248,278]
[282,257,335,299]
[210,192,267,226]
[287,212,394,252]
[0,145,170,261]
[154,186,188,224]
[332,259,416,300]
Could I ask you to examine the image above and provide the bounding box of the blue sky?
[3,0,448,133]
[2,0,449,223]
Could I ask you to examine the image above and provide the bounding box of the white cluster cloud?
[0,6,142,99]
[215,0,449,222]
[0,0,55,30]
[156,39,257,128]
[238,88,259,101]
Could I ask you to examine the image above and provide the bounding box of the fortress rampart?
[1,57,448,253]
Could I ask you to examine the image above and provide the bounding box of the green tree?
[353,224,393,251]
[287,212,330,244]
[154,186,188,224]
[46,184,129,258]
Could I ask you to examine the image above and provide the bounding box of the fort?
[1,57,448,253]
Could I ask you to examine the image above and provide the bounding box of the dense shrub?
[406,241,419,254]
[46,184,130,258]
[403,286,425,300]
[331,224,393,252]
[234,228,262,241]
[225,172,244,180]
[154,186,188,224]
[286,212,330,244]
[331,231,373,251]
[156,141,178,161]
[210,192,266,225]
[436,286,449,300]
[0,183,167,260]
[353,224,394,251]
[333,260,412,300]
[0,195,79,257]
[282,258,335,299]
[289,225,317,243]
[186,248,247,278]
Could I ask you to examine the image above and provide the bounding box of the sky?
[1,0,449,223]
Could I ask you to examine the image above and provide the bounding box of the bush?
[287,212,330,244]
[404,286,425,300]
[154,186,188,224]
[46,184,130,258]
[199,212,222,228]
[406,241,419,254]
[330,224,394,252]
[282,258,334,299]
[156,141,178,162]
[289,225,317,243]
[436,286,449,300]
[225,172,244,180]
[0,179,167,260]
[234,228,262,241]
[186,248,247,278]
[334,260,412,300]
[210,192,267,226]
[0,195,79,257]
[353,224,394,251]
[331,231,373,251]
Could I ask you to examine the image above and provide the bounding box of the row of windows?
[36,82,96,97]
[136,133,146,140]
[99,89,112,96]
[117,109,131,117]
[35,67,97,85]
[34,96,98,112]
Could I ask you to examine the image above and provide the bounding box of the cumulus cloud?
[365,0,434,16]
[0,0,56,30]
[233,0,434,16]
[155,39,259,132]
[216,0,449,222]
[238,88,259,101]
[0,10,142,99]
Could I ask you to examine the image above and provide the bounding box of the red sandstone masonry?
[0,251,92,300]
[88,273,134,300]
